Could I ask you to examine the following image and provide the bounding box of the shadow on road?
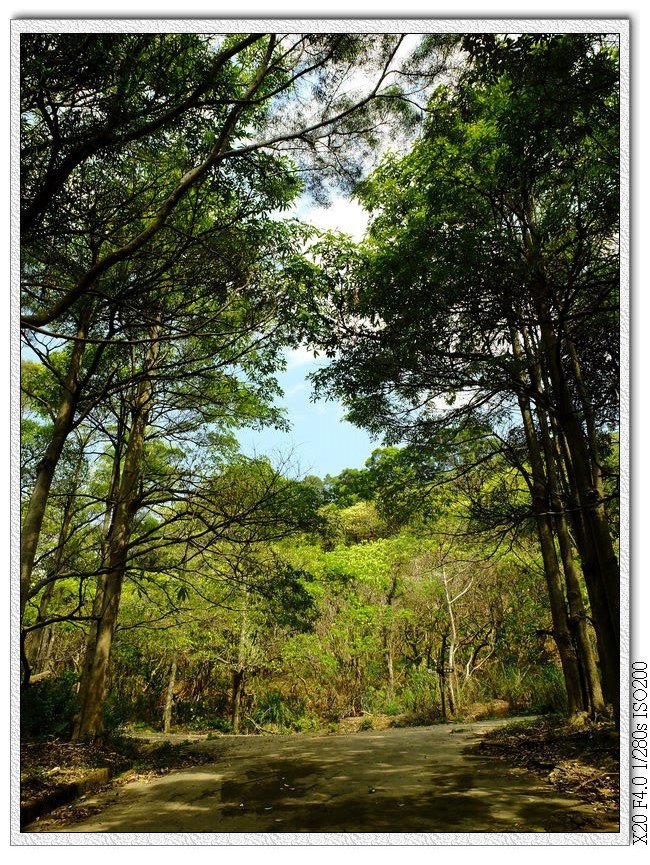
[30,721,619,834]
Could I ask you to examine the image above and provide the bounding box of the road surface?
[30,720,616,834]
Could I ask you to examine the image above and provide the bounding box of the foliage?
[20,33,618,740]
[21,671,79,739]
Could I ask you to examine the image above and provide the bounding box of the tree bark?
[536,314,620,637]
[163,652,178,734]
[554,424,620,715]
[522,327,605,717]
[73,323,160,742]
[231,588,250,735]
[23,446,88,682]
[386,644,395,701]
[20,304,92,623]
[231,669,245,734]
[441,565,468,716]
[519,200,619,697]
[511,328,585,717]
[438,634,448,721]
[383,573,398,700]
[530,321,620,718]
[23,581,56,679]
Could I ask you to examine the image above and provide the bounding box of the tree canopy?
[19,31,621,744]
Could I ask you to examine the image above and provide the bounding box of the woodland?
[19,31,620,757]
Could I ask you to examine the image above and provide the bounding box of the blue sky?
[234,192,380,479]
[236,346,379,479]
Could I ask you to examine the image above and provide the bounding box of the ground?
[472,716,620,814]
[22,716,620,835]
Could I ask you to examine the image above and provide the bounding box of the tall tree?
[20,31,451,625]
[308,34,620,718]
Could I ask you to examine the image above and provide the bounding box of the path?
[31,720,616,834]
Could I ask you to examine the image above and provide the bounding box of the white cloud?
[303,197,369,242]
[285,381,309,397]
[285,345,320,369]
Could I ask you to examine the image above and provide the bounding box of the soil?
[20,735,216,827]
[22,717,620,835]
[471,716,619,817]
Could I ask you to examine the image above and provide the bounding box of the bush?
[206,716,232,733]
[401,667,439,714]
[479,663,567,714]
[171,699,229,730]
[292,715,320,733]
[250,689,317,732]
[21,671,78,739]
[104,688,138,734]
[360,685,410,717]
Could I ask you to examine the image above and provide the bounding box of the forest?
[18,31,620,829]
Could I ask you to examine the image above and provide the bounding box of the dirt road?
[31,720,617,834]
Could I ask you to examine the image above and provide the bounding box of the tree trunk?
[23,581,56,678]
[439,634,448,722]
[554,425,620,715]
[231,588,250,735]
[522,327,605,717]
[20,304,92,623]
[532,323,620,718]
[230,670,244,733]
[384,573,398,701]
[23,452,86,683]
[540,323,619,633]
[231,669,245,734]
[528,283,619,670]
[442,566,460,715]
[72,567,123,742]
[386,643,395,701]
[73,323,160,742]
[552,504,605,717]
[163,652,178,734]
[518,202,619,721]
[511,328,585,717]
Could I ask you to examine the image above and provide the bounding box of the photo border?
[10,16,631,848]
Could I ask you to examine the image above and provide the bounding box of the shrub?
[480,663,567,714]
[382,698,402,716]
[250,689,317,732]
[103,688,138,734]
[21,671,78,739]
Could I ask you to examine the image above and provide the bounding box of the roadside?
[20,735,217,829]
[471,716,619,819]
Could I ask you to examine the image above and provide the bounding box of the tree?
[21,32,448,328]
[155,457,318,734]
[308,35,620,719]
[20,32,459,740]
